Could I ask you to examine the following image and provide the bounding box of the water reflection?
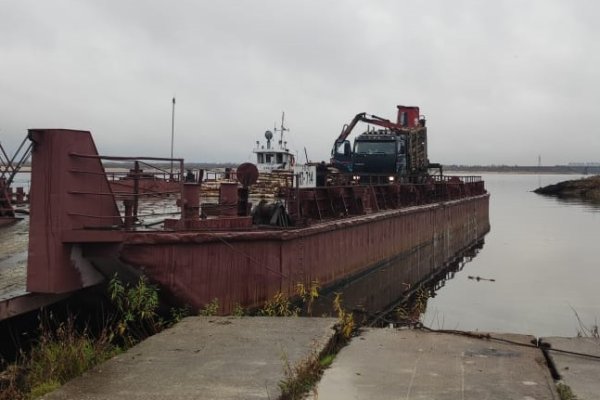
[425,173,600,337]
[309,174,600,337]
[542,195,600,212]
[307,239,486,326]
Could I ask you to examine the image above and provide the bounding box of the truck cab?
[331,105,431,181]
[352,131,407,175]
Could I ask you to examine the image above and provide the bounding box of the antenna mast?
[274,111,289,147]
[170,97,176,177]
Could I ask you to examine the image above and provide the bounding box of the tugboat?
[253,112,296,172]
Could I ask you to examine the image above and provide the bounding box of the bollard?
[123,199,134,229]
[16,187,24,205]
[182,183,201,226]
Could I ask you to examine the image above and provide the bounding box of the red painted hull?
[119,194,490,313]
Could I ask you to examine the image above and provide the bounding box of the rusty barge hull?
[119,194,489,313]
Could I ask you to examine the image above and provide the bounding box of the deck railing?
[68,153,186,230]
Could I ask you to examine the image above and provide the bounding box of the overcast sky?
[1,0,598,165]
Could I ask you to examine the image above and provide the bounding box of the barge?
[22,118,489,314]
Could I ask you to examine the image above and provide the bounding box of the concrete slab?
[42,316,337,400]
[312,328,558,400]
[543,336,600,399]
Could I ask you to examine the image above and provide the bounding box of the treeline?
[443,165,600,174]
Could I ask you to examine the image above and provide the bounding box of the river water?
[424,173,600,337]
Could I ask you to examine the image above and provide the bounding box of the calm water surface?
[424,173,600,337]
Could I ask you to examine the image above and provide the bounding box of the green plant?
[557,381,578,400]
[259,292,300,317]
[279,351,322,400]
[169,306,191,324]
[279,347,340,399]
[0,364,26,400]
[29,380,61,399]
[232,303,245,317]
[2,316,121,399]
[199,298,220,316]
[413,287,430,314]
[108,274,162,344]
[296,280,320,315]
[319,354,335,368]
[0,275,172,399]
[333,293,354,340]
[395,286,430,324]
[28,320,119,394]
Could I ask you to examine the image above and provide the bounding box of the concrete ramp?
[543,337,600,399]
[43,316,337,400]
[313,329,558,399]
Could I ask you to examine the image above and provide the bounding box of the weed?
[199,298,220,316]
[259,292,300,317]
[333,293,354,340]
[395,286,430,325]
[279,350,322,400]
[570,307,599,338]
[232,303,245,317]
[169,306,192,324]
[319,354,335,368]
[279,328,344,400]
[556,381,578,400]
[0,316,121,399]
[109,274,162,344]
[0,364,25,400]
[0,274,166,399]
[296,281,320,315]
[29,380,61,399]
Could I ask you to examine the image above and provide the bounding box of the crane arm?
[335,113,404,143]
[336,112,365,143]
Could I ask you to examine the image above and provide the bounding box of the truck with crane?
[330,105,441,183]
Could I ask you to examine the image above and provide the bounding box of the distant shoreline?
[444,165,600,175]
[534,175,600,201]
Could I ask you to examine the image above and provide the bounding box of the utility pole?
[170,97,176,177]
[537,154,542,189]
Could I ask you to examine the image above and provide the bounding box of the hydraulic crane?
[330,105,440,181]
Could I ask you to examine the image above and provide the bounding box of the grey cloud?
[1,0,598,165]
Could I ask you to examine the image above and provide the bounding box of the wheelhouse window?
[355,141,396,155]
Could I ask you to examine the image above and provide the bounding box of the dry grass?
[0,317,120,400]
[0,274,172,399]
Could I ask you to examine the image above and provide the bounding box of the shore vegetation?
[0,274,182,399]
